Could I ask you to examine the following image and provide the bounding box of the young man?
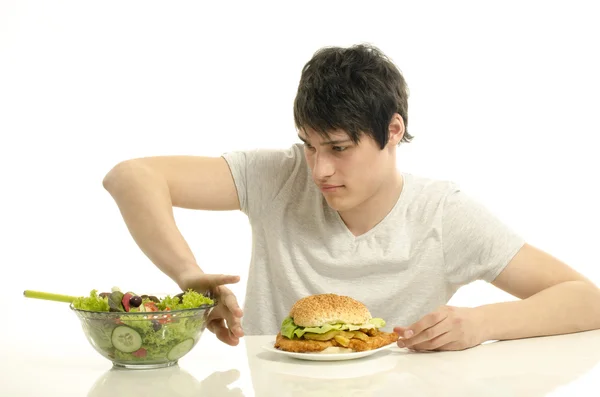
[102,44,600,352]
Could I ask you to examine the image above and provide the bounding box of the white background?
[2,1,600,333]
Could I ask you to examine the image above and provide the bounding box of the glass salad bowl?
[68,289,217,369]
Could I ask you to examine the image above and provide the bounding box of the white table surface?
[4,300,600,396]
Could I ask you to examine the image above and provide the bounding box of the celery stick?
[23,290,78,303]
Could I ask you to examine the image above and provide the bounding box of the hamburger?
[274,293,399,353]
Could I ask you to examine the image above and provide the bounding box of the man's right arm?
[102,155,240,289]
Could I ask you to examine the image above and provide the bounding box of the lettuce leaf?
[72,289,110,312]
[280,316,387,339]
[368,318,385,328]
[157,289,214,311]
[281,317,300,339]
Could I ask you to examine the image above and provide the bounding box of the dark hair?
[293,43,413,149]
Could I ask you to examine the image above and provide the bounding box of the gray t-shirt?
[222,144,525,335]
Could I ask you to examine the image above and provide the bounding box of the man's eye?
[332,146,347,152]
[304,144,316,151]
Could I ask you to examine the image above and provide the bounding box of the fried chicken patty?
[274,330,399,353]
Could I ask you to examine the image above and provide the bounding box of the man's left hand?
[394,306,485,351]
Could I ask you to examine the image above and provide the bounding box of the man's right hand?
[178,271,244,346]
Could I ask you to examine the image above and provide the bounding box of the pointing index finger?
[205,274,241,289]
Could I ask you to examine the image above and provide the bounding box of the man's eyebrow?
[297,134,352,145]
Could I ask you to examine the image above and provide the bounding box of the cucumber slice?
[111,326,143,353]
[167,338,194,361]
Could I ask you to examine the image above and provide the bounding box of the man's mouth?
[319,184,344,192]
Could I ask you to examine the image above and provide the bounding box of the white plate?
[261,340,396,361]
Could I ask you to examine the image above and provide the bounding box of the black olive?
[152,320,162,331]
[148,295,160,303]
[129,295,142,307]
[175,292,184,302]
[141,294,149,299]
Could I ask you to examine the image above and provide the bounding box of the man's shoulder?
[220,143,310,219]
[222,143,306,174]
[223,142,304,159]
[404,172,460,201]
[399,173,463,222]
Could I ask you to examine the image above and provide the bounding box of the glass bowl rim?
[69,300,218,316]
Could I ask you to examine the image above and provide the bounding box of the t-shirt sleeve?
[442,185,526,286]
[221,145,303,221]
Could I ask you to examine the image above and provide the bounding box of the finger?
[393,326,408,335]
[207,316,223,334]
[399,318,452,348]
[206,306,237,342]
[222,302,244,338]
[208,304,243,340]
[223,291,243,318]
[225,314,244,338]
[204,274,241,289]
[398,310,448,339]
[206,304,226,328]
[210,318,240,346]
[411,331,454,351]
[393,326,408,347]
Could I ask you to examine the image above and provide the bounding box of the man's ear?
[388,113,405,145]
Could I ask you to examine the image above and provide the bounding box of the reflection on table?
[87,364,244,397]
[244,331,600,396]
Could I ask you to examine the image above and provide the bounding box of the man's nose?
[313,153,335,180]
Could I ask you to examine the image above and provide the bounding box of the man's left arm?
[396,243,600,351]
[477,242,600,341]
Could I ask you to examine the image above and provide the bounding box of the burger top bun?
[289,293,372,327]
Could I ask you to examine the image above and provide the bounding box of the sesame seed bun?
[289,293,372,327]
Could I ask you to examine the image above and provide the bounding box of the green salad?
[72,288,215,363]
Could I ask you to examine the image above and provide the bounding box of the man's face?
[298,128,397,213]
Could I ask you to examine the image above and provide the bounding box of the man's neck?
[338,171,404,237]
